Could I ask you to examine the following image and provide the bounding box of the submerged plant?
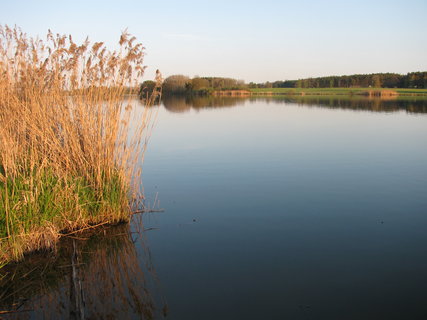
[0,25,161,263]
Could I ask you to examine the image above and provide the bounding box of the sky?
[1,0,427,83]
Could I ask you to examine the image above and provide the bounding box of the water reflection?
[269,95,427,113]
[0,219,166,319]
[161,95,427,113]
[142,95,427,319]
[162,95,245,113]
[3,94,427,320]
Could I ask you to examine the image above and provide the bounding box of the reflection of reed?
[0,221,166,319]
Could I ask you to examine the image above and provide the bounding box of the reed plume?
[0,25,160,263]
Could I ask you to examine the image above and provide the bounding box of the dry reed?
[0,25,161,263]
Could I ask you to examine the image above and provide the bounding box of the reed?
[0,26,161,263]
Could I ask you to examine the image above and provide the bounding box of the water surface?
[142,96,427,319]
[2,96,427,319]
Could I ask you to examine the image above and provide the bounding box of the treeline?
[144,75,246,96]
[248,80,296,88]
[140,72,427,97]
[248,72,427,89]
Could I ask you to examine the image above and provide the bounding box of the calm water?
[2,96,427,319]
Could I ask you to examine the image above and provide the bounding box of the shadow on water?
[0,217,167,320]
[161,95,427,114]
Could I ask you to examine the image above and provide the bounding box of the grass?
[249,87,427,95]
[0,26,161,264]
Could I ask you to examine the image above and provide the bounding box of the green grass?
[0,166,130,260]
[392,88,427,94]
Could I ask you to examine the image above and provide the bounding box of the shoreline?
[211,88,427,98]
[250,88,427,96]
[210,88,427,97]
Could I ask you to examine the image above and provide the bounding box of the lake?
[2,96,427,319]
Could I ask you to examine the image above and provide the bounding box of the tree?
[191,77,210,91]
[163,75,190,94]
[139,80,156,99]
[372,75,382,88]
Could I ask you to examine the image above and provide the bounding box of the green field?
[249,87,427,96]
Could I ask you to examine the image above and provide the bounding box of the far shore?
[211,88,427,97]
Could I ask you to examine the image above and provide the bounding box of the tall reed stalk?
[0,26,160,263]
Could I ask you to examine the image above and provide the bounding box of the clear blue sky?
[2,0,427,82]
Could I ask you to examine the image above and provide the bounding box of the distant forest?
[255,72,427,89]
[140,72,427,96]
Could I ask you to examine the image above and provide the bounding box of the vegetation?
[249,72,427,89]
[159,75,245,95]
[151,72,427,98]
[0,26,159,264]
[140,80,157,99]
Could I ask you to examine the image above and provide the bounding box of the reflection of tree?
[161,95,427,114]
[162,95,192,113]
[0,221,167,319]
[162,95,244,113]
[278,96,427,113]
